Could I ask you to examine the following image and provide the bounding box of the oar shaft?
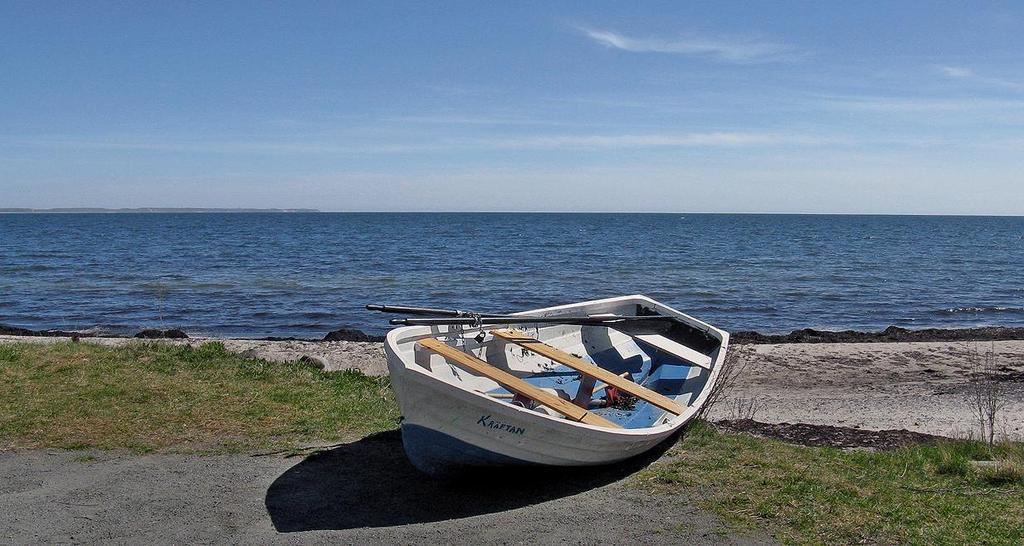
[366,304,471,317]
[389,315,674,326]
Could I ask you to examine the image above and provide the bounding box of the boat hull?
[383,295,728,477]
[389,358,677,476]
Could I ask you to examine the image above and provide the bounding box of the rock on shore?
[135,329,189,339]
[732,325,1024,344]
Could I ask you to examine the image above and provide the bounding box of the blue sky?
[2,1,1023,213]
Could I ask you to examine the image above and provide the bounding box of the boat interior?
[411,320,721,430]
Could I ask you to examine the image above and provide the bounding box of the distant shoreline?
[0,207,320,214]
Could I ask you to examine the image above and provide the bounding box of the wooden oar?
[367,303,692,337]
[365,304,474,317]
[419,338,620,429]
[367,303,676,327]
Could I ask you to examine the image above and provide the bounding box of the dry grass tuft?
[697,343,755,421]
[979,459,1024,486]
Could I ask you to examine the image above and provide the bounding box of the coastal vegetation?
[1,341,1020,543]
[965,342,1013,446]
[0,341,397,453]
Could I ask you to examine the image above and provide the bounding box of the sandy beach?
[713,340,1024,439]
[0,334,389,375]
[3,332,1021,440]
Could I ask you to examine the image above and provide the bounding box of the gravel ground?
[0,431,768,545]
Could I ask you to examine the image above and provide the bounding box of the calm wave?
[1,213,1023,337]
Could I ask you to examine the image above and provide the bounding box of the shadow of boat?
[265,428,675,532]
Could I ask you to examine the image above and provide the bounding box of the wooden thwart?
[418,338,620,429]
[633,334,713,370]
[491,329,687,415]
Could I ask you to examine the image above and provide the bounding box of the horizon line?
[2,208,1022,218]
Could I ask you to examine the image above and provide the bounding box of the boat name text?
[477,415,525,435]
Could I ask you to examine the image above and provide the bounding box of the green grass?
[637,422,1024,545]
[979,459,1024,486]
[0,342,399,454]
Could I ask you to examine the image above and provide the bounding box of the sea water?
[1,213,1022,337]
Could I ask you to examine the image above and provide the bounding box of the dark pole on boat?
[388,315,676,326]
[369,303,680,334]
[365,304,474,317]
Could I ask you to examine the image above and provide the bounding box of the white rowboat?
[382,295,729,476]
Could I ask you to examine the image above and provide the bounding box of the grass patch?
[637,422,1024,545]
[0,342,399,454]
[979,460,1024,486]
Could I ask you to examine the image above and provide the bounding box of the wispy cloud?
[935,65,1024,91]
[937,65,975,79]
[0,136,425,155]
[577,26,799,63]
[3,131,833,156]
[478,132,826,149]
[383,114,571,127]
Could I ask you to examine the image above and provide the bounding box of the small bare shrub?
[964,342,1009,446]
[697,344,755,421]
[730,396,765,420]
